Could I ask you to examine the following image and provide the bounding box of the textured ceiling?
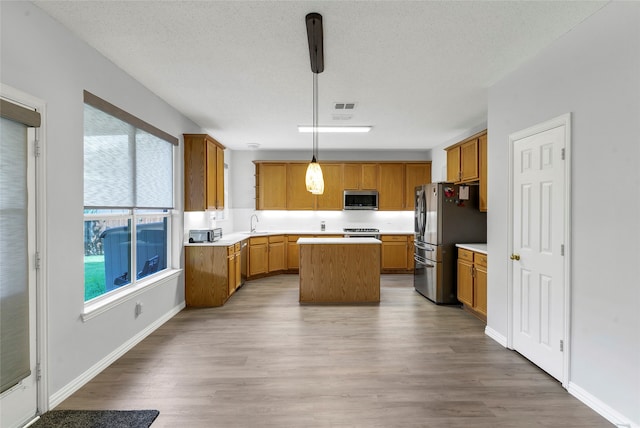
[34,1,606,151]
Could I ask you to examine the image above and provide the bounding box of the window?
[83,91,177,302]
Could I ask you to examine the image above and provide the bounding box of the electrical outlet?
[135,302,143,317]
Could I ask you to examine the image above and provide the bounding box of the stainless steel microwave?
[343,190,379,210]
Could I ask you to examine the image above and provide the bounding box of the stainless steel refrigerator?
[414,183,487,304]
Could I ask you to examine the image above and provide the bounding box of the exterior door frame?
[507,113,572,388]
[1,83,49,419]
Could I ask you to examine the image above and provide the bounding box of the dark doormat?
[31,410,159,428]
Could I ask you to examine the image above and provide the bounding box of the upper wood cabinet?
[404,163,431,211]
[254,161,431,211]
[344,163,378,190]
[256,163,287,210]
[447,138,478,183]
[316,163,344,210]
[184,134,225,211]
[378,163,405,210]
[287,163,315,210]
[445,130,487,211]
[479,133,487,212]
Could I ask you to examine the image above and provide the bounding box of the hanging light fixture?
[305,12,324,195]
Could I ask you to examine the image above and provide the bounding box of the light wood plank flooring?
[57,275,610,427]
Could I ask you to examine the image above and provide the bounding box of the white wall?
[487,3,640,426]
[1,2,202,403]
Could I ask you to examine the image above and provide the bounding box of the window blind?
[83,92,175,209]
[0,109,34,393]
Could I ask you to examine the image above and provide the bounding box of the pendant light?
[305,12,324,195]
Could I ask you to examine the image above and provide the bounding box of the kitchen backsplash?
[184,208,413,239]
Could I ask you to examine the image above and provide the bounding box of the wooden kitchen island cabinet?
[298,237,381,304]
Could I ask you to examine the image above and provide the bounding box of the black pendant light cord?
[313,72,318,162]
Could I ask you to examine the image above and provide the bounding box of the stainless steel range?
[343,227,380,239]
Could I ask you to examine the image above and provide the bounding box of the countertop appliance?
[343,190,378,210]
[414,183,486,304]
[343,227,380,239]
[188,228,222,243]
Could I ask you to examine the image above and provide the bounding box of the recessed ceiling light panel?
[298,126,372,133]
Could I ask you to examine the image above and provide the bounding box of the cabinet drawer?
[381,235,407,242]
[458,248,474,262]
[474,253,488,268]
[249,236,268,245]
[287,235,300,242]
[227,245,234,256]
[269,235,284,243]
[234,242,240,252]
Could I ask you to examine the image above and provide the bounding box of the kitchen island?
[297,237,381,304]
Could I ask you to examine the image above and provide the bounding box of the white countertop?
[184,230,411,247]
[297,237,382,245]
[455,243,487,254]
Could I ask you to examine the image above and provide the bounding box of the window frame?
[82,91,179,314]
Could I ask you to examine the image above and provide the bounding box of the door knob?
[510,254,520,261]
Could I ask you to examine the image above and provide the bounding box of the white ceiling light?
[298,126,372,133]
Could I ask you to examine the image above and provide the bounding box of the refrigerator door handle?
[414,255,434,268]
[414,242,434,251]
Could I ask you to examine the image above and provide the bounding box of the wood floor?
[57,275,610,427]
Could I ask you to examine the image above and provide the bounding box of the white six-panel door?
[511,116,568,382]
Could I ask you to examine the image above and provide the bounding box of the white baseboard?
[484,325,508,347]
[49,303,185,409]
[568,382,638,428]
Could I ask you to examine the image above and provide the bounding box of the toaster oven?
[188,228,222,243]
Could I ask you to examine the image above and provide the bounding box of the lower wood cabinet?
[248,235,286,278]
[381,235,414,273]
[268,235,285,272]
[186,245,236,307]
[457,248,487,322]
[248,236,268,277]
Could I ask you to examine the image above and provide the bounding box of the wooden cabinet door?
[378,163,404,210]
[460,139,479,182]
[258,163,287,210]
[215,145,224,209]
[185,134,222,211]
[446,146,461,183]
[316,163,343,210]
[287,163,315,210]
[479,133,487,212]
[404,163,431,211]
[268,236,285,272]
[361,164,378,189]
[457,258,474,307]
[227,252,235,296]
[475,263,487,317]
[234,248,242,289]
[248,241,268,276]
[287,236,300,269]
[206,139,218,209]
[381,235,408,269]
[344,163,378,190]
[343,164,360,190]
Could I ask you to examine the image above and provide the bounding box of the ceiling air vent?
[334,102,356,111]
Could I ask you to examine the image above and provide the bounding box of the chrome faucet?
[250,214,259,233]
